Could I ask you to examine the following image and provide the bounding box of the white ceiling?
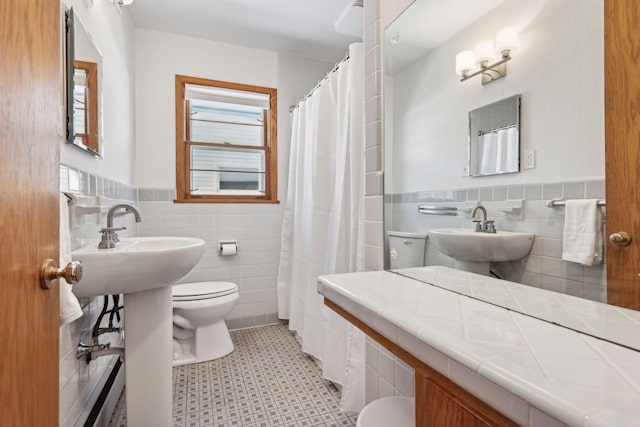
[128,0,361,63]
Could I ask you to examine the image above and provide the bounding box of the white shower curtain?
[277,43,366,413]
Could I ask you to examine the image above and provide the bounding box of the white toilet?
[387,231,428,269]
[172,281,239,366]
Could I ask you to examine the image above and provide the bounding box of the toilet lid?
[172,281,238,301]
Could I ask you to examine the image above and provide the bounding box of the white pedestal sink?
[428,228,534,275]
[72,237,205,427]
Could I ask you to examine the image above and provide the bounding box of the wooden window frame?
[175,75,278,204]
[74,60,99,152]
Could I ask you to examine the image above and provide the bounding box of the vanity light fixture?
[111,0,133,8]
[111,0,133,14]
[455,27,519,85]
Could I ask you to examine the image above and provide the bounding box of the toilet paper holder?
[218,240,238,256]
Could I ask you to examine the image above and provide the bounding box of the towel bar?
[546,199,606,207]
[418,205,458,216]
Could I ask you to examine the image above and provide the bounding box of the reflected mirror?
[65,8,102,157]
[381,0,640,350]
[469,95,520,177]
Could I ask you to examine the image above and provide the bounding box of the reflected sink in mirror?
[71,236,205,298]
[428,228,534,262]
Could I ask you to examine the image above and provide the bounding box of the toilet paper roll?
[220,242,237,256]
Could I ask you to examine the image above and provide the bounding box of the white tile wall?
[365,336,415,405]
[363,0,384,274]
[385,178,607,302]
[59,165,133,426]
[136,196,283,329]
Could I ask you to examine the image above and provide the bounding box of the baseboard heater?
[76,357,124,427]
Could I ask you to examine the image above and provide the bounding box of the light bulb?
[455,50,475,77]
[496,27,519,57]
[474,40,495,66]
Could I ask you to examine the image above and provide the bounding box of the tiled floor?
[108,324,358,426]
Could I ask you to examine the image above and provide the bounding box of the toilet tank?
[387,231,428,269]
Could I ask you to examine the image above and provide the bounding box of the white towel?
[479,132,497,175]
[504,126,518,172]
[562,199,603,266]
[495,128,508,173]
[59,194,83,325]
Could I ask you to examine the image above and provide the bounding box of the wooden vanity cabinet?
[325,299,517,427]
[415,364,516,426]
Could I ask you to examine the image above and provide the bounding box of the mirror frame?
[65,7,102,158]
[73,61,99,152]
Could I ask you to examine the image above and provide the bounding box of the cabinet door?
[416,368,517,427]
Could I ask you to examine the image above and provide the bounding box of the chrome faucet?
[471,205,496,233]
[98,204,142,249]
[471,205,487,222]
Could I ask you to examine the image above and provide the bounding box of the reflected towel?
[59,194,83,325]
[479,133,497,175]
[504,126,518,172]
[562,199,603,266]
[495,129,508,173]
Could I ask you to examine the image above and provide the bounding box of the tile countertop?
[317,267,640,427]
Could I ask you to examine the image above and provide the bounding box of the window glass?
[190,145,266,195]
[189,100,265,146]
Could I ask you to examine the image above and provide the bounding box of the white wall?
[134,29,279,188]
[61,0,136,186]
[134,30,333,327]
[390,0,604,193]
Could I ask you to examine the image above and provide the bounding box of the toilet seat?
[173,281,238,301]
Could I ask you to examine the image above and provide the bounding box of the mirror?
[469,95,520,177]
[382,0,640,350]
[65,7,103,157]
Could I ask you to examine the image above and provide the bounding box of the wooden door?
[605,0,640,309]
[0,1,62,425]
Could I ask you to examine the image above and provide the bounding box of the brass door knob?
[40,259,83,289]
[609,232,632,246]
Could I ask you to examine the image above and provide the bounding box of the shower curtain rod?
[289,52,351,113]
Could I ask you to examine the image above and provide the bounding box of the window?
[175,75,278,203]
